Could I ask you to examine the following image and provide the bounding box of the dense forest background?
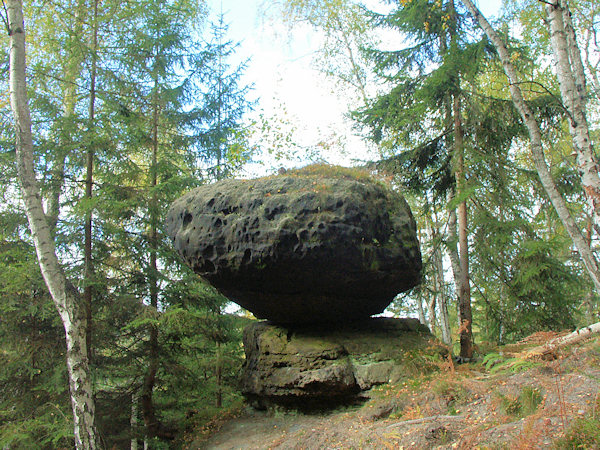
[1,0,600,448]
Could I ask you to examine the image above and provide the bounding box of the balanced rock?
[166,165,421,323]
[241,318,445,407]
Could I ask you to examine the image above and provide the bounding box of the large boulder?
[166,165,421,323]
[241,318,445,407]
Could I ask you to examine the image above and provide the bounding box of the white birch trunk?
[416,291,427,326]
[460,0,600,297]
[427,295,437,335]
[6,1,98,448]
[435,250,452,346]
[524,321,600,359]
[546,1,600,232]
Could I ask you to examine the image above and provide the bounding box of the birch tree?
[545,1,600,232]
[277,0,375,105]
[5,0,99,448]
[460,0,600,295]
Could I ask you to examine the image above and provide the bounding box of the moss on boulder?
[166,165,421,324]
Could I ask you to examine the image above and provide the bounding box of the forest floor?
[190,333,600,449]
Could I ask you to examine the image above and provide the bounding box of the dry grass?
[285,163,373,182]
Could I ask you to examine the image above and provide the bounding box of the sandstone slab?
[241,318,446,407]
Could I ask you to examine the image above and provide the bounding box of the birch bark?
[460,0,600,296]
[416,289,427,326]
[546,0,600,232]
[435,245,452,346]
[6,1,99,448]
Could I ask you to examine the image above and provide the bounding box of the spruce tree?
[356,0,495,357]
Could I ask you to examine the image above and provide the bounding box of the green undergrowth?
[497,386,543,419]
[554,396,600,449]
[482,352,541,374]
[363,362,475,420]
[432,379,472,415]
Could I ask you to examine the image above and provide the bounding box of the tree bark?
[460,0,600,296]
[523,321,600,360]
[424,200,442,337]
[142,75,161,440]
[416,287,427,326]
[546,1,600,232]
[453,95,473,359]
[435,242,452,346]
[6,1,99,448]
[440,23,459,348]
[216,342,223,408]
[84,0,99,366]
[426,294,437,336]
[428,209,451,345]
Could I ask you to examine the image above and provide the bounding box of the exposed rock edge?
[241,318,447,408]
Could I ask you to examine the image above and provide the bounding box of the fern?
[483,352,540,374]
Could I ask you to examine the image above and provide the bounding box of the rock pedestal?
[241,318,445,408]
[167,165,432,407]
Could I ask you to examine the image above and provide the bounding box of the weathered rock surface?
[166,166,421,323]
[241,318,445,407]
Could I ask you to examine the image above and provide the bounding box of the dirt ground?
[192,335,600,449]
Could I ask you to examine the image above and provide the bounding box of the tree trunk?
[215,342,223,408]
[546,1,600,233]
[84,0,99,366]
[441,43,460,343]
[6,1,98,448]
[416,288,427,326]
[142,74,162,439]
[453,96,473,359]
[424,203,443,338]
[430,211,451,345]
[131,391,139,450]
[523,321,600,360]
[426,294,437,336]
[461,0,600,297]
[436,244,452,346]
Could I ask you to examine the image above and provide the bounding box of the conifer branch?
[1,1,9,35]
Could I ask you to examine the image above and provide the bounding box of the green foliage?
[431,379,470,415]
[498,386,542,418]
[3,0,600,446]
[0,234,73,448]
[482,353,540,374]
[476,235,583,344]
[196,12,255,180]
[554,398,600,449]
[0,0,256,447]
